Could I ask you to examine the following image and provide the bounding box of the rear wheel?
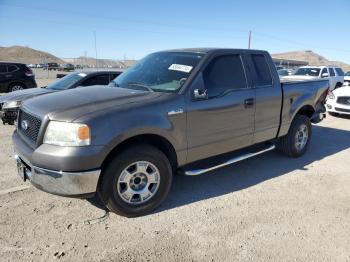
[335,82,343,89]
[98,144,173,217]
[277,115,312,157]
[8,83,25,92]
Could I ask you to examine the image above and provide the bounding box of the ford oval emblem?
[21,120,29,130]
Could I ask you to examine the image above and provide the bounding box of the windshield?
[345,71,350,76]
[113,52,204,93]
[294,68,320,77]
[47,73,86,90]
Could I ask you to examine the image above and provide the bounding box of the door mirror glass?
[190,72,208,100]
[193,88,208,99]
[321,73,329,78]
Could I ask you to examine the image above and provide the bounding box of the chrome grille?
[18,110,42,143]
[337,96,350,105]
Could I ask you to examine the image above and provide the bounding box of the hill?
[64,56,136,68]
[0,45,136,68]
[272,50,350,71]
[0,45,65,64]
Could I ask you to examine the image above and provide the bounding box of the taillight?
[25,69,34,77]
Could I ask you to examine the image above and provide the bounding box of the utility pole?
[248,30,252,49]
[93,31,98,69]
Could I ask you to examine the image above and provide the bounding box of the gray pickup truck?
[13,48,328,217]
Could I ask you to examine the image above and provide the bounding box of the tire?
[277,114,312,158]
[8,83,25,92]
[335,82,342,89]
[98,144,173,217]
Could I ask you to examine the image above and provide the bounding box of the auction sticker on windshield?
[168,64,193,73]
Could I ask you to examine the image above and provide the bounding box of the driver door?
[186,53,255,162]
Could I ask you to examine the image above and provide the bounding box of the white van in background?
[282,66,344,90]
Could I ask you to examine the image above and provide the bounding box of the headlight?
[327,92,335,100]
[2,100,21,109]
[43,121,91,146]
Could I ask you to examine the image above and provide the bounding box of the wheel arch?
[294,104,315,119]
[101,133,178,174]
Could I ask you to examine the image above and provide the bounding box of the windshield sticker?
[78,73,87,77]
[168,64,193,73]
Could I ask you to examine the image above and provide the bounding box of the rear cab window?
[249,54,273,87]
[203,54,247,98]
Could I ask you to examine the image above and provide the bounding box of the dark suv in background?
[0,62,37,93]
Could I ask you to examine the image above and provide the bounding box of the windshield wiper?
[126,82,154,92]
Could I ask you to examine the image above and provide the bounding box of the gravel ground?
[0,114,349,262]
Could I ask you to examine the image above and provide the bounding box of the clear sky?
[0,0,349,63]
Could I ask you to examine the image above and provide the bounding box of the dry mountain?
[0,45,135,68]
[272,50,350,71]
[0,45,65,64]
[1,46,349,71]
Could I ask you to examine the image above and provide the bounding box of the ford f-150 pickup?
[12,48,328,217]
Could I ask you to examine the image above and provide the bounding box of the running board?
[184,144,276,176]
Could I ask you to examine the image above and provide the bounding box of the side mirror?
[321,73,329,78]
[194,89,208,99]
[190,72,208,100]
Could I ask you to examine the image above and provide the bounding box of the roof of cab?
[160,47,267,54]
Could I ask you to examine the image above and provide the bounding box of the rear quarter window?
[250,54,273,86]
[335,68,344,76]
[7,65,18,73]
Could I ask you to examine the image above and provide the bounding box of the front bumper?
[326,100,350,115]
[15,154,100,197]
[12,131,105,197]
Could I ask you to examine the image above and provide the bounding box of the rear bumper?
[26,78,37,89]
[15,154,100,197]
[310,102,326,123]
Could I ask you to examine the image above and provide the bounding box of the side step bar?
[184,144,276,176]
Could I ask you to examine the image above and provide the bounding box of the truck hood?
[22,85,163,122]
[0,88,56,104]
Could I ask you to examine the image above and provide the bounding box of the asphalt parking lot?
[0,113,350,261]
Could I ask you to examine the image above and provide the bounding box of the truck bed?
[278,78,329,137]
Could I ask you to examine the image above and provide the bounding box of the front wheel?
[277,115,312,157]
[98,144,173,217]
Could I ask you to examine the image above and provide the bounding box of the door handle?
[244,98,255,108]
